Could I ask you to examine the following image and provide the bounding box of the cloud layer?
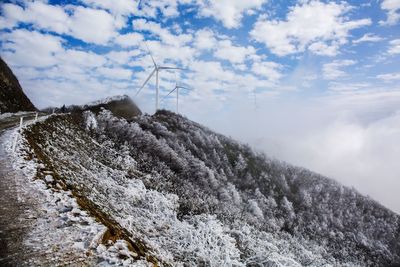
[251,1,371,56]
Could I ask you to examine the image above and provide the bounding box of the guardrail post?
[35,112,38,122]
[13,117,24,152]
[12,134,18,152]
[19,117,23,130]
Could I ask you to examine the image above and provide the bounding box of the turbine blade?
[144,42,157,68]
[177,85,191,90]
[158,66,183,70]
[161,87,177,101]
[135,68,156,97]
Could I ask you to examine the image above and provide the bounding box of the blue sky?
[0,0,399,110]
[1,0,400,212]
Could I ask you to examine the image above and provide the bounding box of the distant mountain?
[22,99,400,266]
[0,57,36,113]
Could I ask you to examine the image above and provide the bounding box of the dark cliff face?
[0,57,36,113]
[83,96,142,121]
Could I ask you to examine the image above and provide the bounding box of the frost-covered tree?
[25,108,400,266]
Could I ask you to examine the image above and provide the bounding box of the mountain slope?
[0,58,36,113]
[20,107,400,266]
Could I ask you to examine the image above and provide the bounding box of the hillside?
[15,104,400,266]
[0,57,36,113]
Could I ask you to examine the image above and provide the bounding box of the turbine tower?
[161,77,190,114]
[253,89,258,110]
[135,43,182,111]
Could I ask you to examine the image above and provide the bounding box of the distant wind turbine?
[135,43,182,111]
[253,89,258,110]
[161,75,190,114]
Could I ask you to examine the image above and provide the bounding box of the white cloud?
[328,82,370,93]
[203,86,400,213]
[250,1,371,56]
[0,28,139,105]
[278,112,400,213]
[0,2,121,45]
[388,39,400,55]
[323,60,357,80]
[115,32,144,48]
[352,34,384,44]
[84,0,268,28]
[19,76,130,108]
[377,72,400,82]
[86,0,186,20]
[0,29,64,68]
[68,6,119,45]
[56,50,107,68]
[82,0,138,16]
[133,19,192,46]
[380,0,400,25]
[106,50,142,65]
[82,0,190,19]
[251,61,282,81]
[189,60,236,82]
[136,0,185,18]
[0,6,19,30]
[144,40,196,66]
[0,2,69,32]
[96,67,132,80]
[194,29,217,50]
[213,40,256,64]
[196,0,267,28]
[308,41,340,57]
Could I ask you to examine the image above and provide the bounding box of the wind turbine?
[253,89,258,110]
[161,75,190,114]
[135,43,182,111]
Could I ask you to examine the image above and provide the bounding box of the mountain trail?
[0,128,37,266]
[0,118,104,266]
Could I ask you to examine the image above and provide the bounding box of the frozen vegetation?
[11,107,400,266]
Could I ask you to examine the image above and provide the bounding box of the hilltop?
[44,95,142,121]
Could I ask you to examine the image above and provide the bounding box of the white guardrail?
[12,112,39,152]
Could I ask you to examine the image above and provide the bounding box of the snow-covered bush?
[22,110,400,266]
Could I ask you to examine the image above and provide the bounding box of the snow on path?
[0,129,35,266]
[0,128,102,265]
[0,124,142,266]
[0,118,150,266]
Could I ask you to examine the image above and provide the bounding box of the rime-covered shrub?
[23,110,400,266]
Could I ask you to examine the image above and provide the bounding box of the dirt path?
[0,116,106,266]
[0,122,38,266]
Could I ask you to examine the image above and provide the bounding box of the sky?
[1,0,400,212]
